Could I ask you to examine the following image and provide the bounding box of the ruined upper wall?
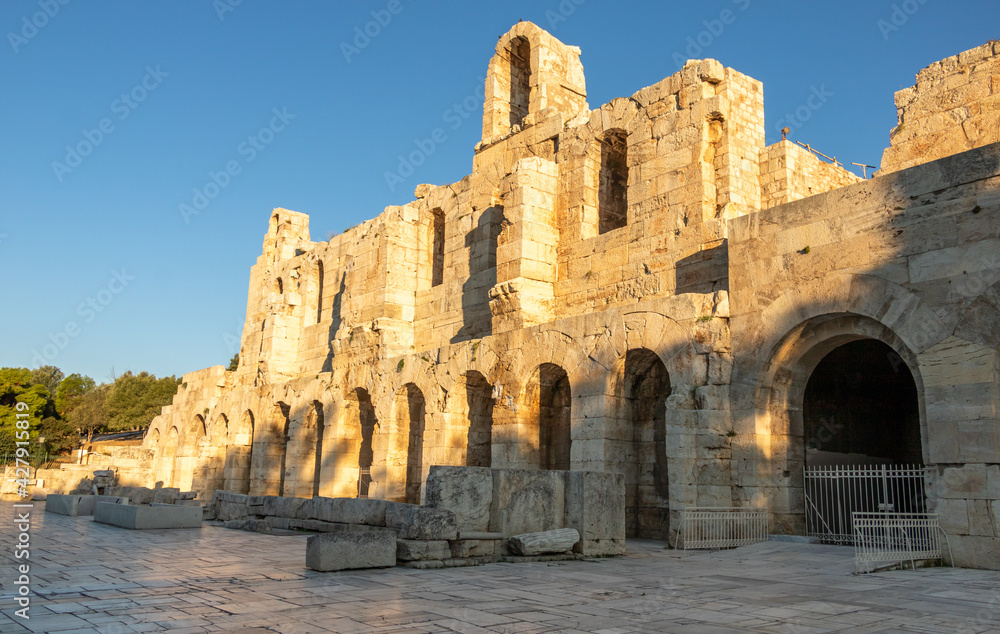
[880,41,1000,173]
[760,140,862,210]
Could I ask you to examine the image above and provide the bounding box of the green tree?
[68,384,109,444]
[0,368,55,454]
[39,416,78,455]
[56,373,96,417]
[227,353,240,371]
[30,365,64,396]
[104,372,180,432]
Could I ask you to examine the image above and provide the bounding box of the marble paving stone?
[3,505,1000,633]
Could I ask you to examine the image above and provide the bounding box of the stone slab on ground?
[45,494,128,517]
[305,530,397,571]
[5,505,1000,634]
[93,502,202,529]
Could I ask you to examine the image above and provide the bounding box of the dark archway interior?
[357,388,376,497]
[403,385,426,504]
[623,348,670,539]
[803,339,921,466]
[465,372,494,467]
[508,36,530,128]
[538,363,571,470]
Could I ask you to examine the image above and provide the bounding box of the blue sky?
[1,0,996,383]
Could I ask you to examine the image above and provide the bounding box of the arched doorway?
[803,339,921,467]
[224,410,254,494]
[525,363,571,470]
[463,371,494,467]
[621,348,670,539]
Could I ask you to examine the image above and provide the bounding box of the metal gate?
[804,464,927,545]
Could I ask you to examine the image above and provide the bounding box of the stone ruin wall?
[89,23,1000,564]
[880,40,1000,173]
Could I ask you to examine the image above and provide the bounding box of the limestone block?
[424,465,493,532]
[508,528,580,555]
[306,531,397,572]
[223,519,272,534]
[152,488,180,504]
[396,539,451,561]
[947,534,1000,570]
[76,495,128,516]
[385,502,458,540]
[44,494,81,516]
[261,496,308,518]
[564,470,625,556]
[309,497,388,526]
[449,538,499,558]
[490,469,565,537]
[94,503,202,529]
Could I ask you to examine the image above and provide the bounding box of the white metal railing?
[804,464,927,545]
[852,512,953,574]
[681,507,768,550]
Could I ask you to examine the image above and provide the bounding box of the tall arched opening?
[464,371,495,467]
[224,410,254,494]
[526,363,571,470]
[621,348,670,539]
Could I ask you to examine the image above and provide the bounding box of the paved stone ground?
[2,502,999,633]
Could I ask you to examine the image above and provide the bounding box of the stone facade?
[95,24,1000,567]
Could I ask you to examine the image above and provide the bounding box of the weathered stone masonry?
[131,25,999,567]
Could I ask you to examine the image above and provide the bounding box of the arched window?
[508,36,530,128]
[598,129,628,234]
[431,208,445,287]
[315,260,325,324]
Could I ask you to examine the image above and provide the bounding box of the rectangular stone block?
[396,539,451,561]
[94,503,202,529]
[77,495,129,516]
[385,502,458,540]
[309,497,388,526]
[490,469,565,537]
[449,538,499,558]
[306,531,397,571]
[564,470,626,556]
[424,465,492,532]
[45,494,81,516]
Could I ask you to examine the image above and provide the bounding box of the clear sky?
[1,0,996,383]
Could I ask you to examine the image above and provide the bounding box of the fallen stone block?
[127,487,155,505]
[152,487,180,504]
[306,531,397,571]
[262,495,307,518]
[508,528,580,555]
[309,497,388,526]
[396,539,451,561]
[94,502,202,529]
[385,502,458,540]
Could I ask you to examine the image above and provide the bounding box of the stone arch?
[374,383,427,503]
[456,370,495,467]
[522,363,572,471]
[608,348,671,539]
[749,313,927,532]
[482,21,587,142]
[249,400,291,496]
[147,427,161,450]
[224,409,254,494]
